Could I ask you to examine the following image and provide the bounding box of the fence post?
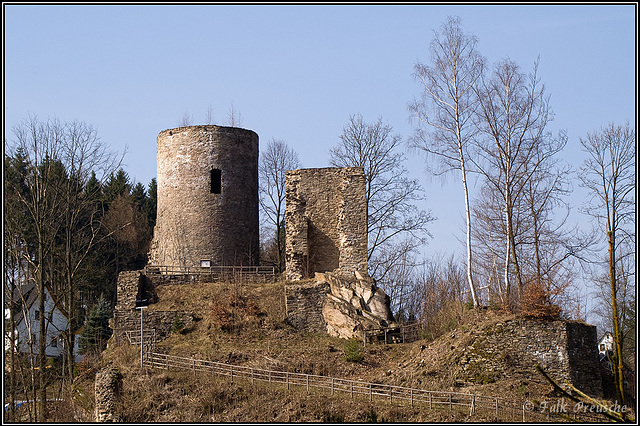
[429,392,432,409]
[449,393,452,410]
[389,386,392,403]
[384,329,387,344]
[306,375,309,393]
[402,327,405,343]
[370,383,373,402]
[252,368,254,385]
[410,389,413,407]
[286,372,289,390]
[470,394,475,416]
[192,359,195,376]
[331,378,334,395]
[269,370,271,383]
[351,381,353,398]
[495,397,498,421]
[230,365,233,383]
[522,403,525,422]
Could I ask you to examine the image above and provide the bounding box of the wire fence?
[141,350,604,422]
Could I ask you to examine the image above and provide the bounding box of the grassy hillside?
[63,279,622,422]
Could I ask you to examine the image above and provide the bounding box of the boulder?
[316,270,395,339]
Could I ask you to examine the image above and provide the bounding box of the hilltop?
[63,279,616,422]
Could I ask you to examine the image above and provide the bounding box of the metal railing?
[144,265,276,277]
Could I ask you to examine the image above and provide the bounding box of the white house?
[5,282,82,362]
[598,331,615,360]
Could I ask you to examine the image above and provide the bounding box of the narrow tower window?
[211,169,222,194]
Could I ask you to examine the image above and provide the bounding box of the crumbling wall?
[112,270,194,345]
[457,319,603,397]
[285,167,367,281]
[284,280,331,334]
[94,367,122,422]
[285,271,395,339]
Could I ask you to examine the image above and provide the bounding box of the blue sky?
[4,4,636,301]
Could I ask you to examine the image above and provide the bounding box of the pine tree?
[79,296,113,355]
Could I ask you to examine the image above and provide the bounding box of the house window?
[34,310,40,320]
[211,169,222,194]
[200,260,211,268]
[51,337,57,348]
[599,344,605,351]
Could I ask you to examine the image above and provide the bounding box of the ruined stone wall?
[284,281,331,334]
[285,167,367,281]
[458,318,603,397]
[285,271,395,339]
[94,367,122,422]
[112,270,193,345]
[148,125,259,269]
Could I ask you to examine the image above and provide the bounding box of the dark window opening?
[211,169,222,194]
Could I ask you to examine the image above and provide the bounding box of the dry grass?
[66,278,612,422]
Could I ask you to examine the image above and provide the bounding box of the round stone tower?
[148,125,259,269]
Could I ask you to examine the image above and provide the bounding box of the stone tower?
[148,125,259,269]
[285,167,368,281]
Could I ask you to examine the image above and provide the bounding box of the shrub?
[171,316,184,334]
[520,282,562,320]
[344,339,364,363]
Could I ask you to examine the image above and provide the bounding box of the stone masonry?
[285,167,367,281]
[112,270,194,345]
[285,270,395,339]
[456,318,603,397]
[148,125,259,269]
[94,366,122,422]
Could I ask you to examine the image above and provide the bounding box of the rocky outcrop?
[285,270,395,340]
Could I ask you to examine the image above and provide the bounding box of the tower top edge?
[158,125,258,138]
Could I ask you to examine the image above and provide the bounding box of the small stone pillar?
[95,367,122,422]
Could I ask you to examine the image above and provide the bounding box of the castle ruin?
[285,167,368,281]
[148,125,259,269]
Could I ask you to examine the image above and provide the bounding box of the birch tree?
[57,119,122,381]
[579,121,635,407]
[408,16,484,307]
[9,115,65,420]
[474,58,561,309]
[8,116,122,416]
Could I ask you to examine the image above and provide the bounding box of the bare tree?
[330,114,433,283]
[258,138,300,272]
[473,58,562,309]
[178,111,193,127]
[9,115,65,420]
[226,103,244,127]
[408,16,485,307]
[205,103,215,125]
[56,119,122,382]
[579,121,635,407]
[7,116,123,417]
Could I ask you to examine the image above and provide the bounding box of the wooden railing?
[141,351,603,422]
[125,329,156,346]
[362,322,422,345]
